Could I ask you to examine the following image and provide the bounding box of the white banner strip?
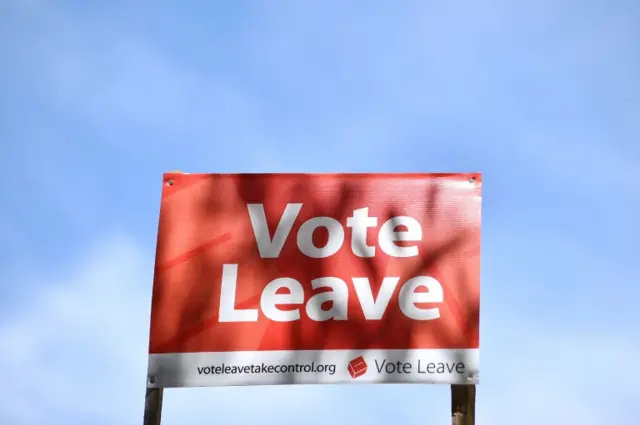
[147,349,479,388]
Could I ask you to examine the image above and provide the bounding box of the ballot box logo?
[348,356,368,379]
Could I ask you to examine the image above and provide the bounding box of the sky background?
[1,0,639,424]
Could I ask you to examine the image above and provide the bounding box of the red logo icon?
[348,356,368,379]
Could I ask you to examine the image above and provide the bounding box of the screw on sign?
[144,172,482,425]
[348,356,368,379]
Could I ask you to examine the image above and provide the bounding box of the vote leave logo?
[148,173,481,357]
[348,356,368,379]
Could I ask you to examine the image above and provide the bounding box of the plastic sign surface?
[147,173,481,388]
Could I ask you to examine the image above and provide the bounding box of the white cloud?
[0,235,390,425]
[0,233,637,425]
[478,312,639,425]
[0,234,150,424]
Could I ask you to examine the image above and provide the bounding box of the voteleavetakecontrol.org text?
[197,362,337,376]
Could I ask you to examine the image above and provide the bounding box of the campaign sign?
[147,173,481,388]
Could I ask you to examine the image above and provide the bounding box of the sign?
[147,173,481,388]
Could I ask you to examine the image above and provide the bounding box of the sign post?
[452,384,476,425]
[143,387,163,425]
[143,172,481,423]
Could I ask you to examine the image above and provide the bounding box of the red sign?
[147,173,481,387]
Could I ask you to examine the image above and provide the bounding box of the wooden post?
[451,385,476,425]
[143,387,163,425]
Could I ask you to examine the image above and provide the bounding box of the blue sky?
[1,0,638,424]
